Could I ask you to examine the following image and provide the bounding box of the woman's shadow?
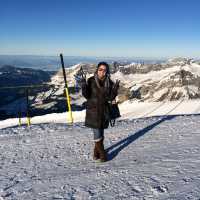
[106,115,175,161]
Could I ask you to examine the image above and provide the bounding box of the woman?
[80,62,119,162]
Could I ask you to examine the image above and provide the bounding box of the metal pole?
[26,89,31,126]
[18,111,22,126]
[60,53,73,124]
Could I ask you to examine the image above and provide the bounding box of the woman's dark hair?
[97,61,110,75]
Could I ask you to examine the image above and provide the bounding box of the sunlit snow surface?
[0,114,200,199]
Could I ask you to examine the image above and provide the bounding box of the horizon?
[0,54,168,71]
[1,54,199,60]
[0,54,168,59]
[1,0,200,57]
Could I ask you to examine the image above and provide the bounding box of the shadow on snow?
[106,115,176,161]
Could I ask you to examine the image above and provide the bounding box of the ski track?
[0,116,200,199]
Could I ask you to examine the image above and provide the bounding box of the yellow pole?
[18,117,22,126]
[60,53,73,124]
[18,111,22,126]
[65,87,73,124]
[26,89,31,126]
[27,116,31,126]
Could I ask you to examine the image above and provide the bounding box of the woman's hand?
[74,67,86,86]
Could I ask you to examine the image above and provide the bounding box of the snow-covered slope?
[1,99,200,130]
[0,114,200,199]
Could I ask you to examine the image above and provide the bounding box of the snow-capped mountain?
[112,57,200,102]
[1,58,200,120]
[41,57,200,104]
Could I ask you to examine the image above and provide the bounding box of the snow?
[111,62,200,91]
[183,63,200,77]
[112,65,182,88]
[188,85,199,94]
[1,60,200,199]
[0,114,200,199]
[2,99,200,129]
[50,63,90,88]
[42,60,200,104]
[151,88,167,101]
[1,101,200,199]
[0,110,86,130]
[119,62,136,69]
[130,84,142,91]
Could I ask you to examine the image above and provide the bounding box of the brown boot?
[96,139,107,162]
[93,142,100,160]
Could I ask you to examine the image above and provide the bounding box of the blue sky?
[1,0,200,58]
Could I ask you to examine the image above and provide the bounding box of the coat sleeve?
[81,78,91,99]
[108,79,119,101]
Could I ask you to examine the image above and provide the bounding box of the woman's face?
[97,65,107,80]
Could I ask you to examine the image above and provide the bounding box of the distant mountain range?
[1,57,200,120]
[0,65,54,119]
[0,55,165,71]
